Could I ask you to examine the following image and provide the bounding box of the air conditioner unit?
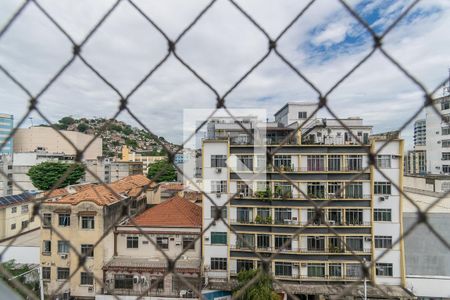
[88,286,94,293]
[133,275,139,284]
[204,237,209,241]
[215,168,223,174]
[379,196,387,201]
[239,193,244,199]
[364,236,372,242]
[391,155,399,159]
[60,253,68,259]
[216,193,222,198]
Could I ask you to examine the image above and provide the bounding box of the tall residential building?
[0,113,14,155]
[13,127,102,160]
[121,145,166,174]
[425,95,450,174]
[202,103,407,298]
[39,175,149,299]
[413,119,426,148]
[84,158,143,184]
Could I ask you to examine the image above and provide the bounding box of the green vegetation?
[77,122,89,132]
[0,260,40,298]
[147,160,177,182]
[27,161,85,190]
[233,269,279,300]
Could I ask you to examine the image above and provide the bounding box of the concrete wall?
[14,127,102,160]
[0,201,40,240]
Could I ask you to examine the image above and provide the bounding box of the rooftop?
[0,192,36,209]
[50,174,150,206]
[103,256,200,272]
[131,196,201,228]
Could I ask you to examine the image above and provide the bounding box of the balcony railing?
[230,219,370,227]
[238,192,371,200]
[230,245,371,254]
[233,166,368,173]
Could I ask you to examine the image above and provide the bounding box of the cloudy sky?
[1,0,449,148]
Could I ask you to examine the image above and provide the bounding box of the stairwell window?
[376,263,393,276]
[210,206,227,219]
[211,155,227,167]
[377,155,391,168]
[211,181,227,194]
[375,236,392,248]
[374,209,392,221]
[374,182,391,195]
[211,232,227,245]
[210,258,227,270]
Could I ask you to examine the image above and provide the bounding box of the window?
[346,237,364,252]
[274,155,292,170]
[21,205,28,214]
[43,213,52,227]
[183,236,195,250]
[442,152,450,160]
[347,155,362,171]
[328,182,343,198]
[307,208,324,225]
[237,155,253,171]
[307,263,325,277]
[345,182,363,198]
[157,237,169,249]
[57,268,69,280]
[237,260,254,273]
[307,182,325,198]
[126,236,138,248]
[274,208,291,224]
[211,155,227,167]
[274,182,292,198]
[346,264,362,278]
[374,209,392,221]
[443,139,450,148]
[21,220,29,229]
[43,240,51,254]
[81,216,95,229]
[11,207,16,213]
[329,237,344,252]
[345,209,363,225]
[114,274,133,289]
[58,241,69,254]
[443,165,450,173]
[374,182,391,195]
[328,209,342,225]
[274,235,291,250]
[237,207,252,223]
[210,258,227,270]
[329,264,342,277]
[377,155,391,168]
[275,262,292,276]
[442,127,450,135]
[42,267,51,280]
[307,236,325,251]
[376,263,393,276]
[307,155,325,171]
[10,223,16,230]
[211,232,227,245]
[442,100,450,110]
[328,155,342,171]
[257,234,270,249]
[80,272,94,285]
[256,208,271,222]
[81,244,94,257]
[211,180,227,193]
[58,213,70,226]
[210,206,227,219]
[237,181,252,197]
[375,236,392,248]
[236,234,254,249]
[298,111,307,119]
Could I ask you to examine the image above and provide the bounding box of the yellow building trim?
[399,139,406,287]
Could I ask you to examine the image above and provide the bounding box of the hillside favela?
[1,1,450,300]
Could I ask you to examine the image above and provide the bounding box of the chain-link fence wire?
[1,0,449,299]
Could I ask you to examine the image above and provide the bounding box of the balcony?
[238,192,371,201]
[230,219,370,227]
[230,245,371,254]
[272,274,363,281]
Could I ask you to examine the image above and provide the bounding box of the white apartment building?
[202,103,408,299]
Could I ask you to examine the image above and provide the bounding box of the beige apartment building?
[121,145,166,174]
[39,175,150,299]
[0,192,40,240]
[101,196,202,299]
[14,127,102,160]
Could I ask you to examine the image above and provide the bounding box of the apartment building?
[414,119,426,148]
[202,103,406,298]
[39,174,149,299]
[121,145,166,174]
[0,192,40,240]
[100,196,201,299]
[425,95,450,174]
[84,158,143,184]
[0,113,13,155]
[14,126,102,160]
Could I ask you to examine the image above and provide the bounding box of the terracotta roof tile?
[160,182,184,191]
[55,174,151,206]
[131,196,201,227]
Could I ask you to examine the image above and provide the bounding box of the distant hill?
[53,116,179,158]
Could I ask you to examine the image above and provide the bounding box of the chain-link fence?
[1,0,449,299]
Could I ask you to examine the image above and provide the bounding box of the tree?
[0,260,40,298]
[27,162,85,190]
[233,269,279,300]
[77,122,89,132]
[147,160,177,182]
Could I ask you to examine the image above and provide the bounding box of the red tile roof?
[55,175,151,206]
[160,182,184,191]
[131,196,201,228]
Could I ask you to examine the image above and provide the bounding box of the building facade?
[39,175,149,299]
[413,119,426,148]
[121,145,166,174]
[201,103,406,298]
[84,158,143,184]
[0,113,13,155]
[101,196,201,298]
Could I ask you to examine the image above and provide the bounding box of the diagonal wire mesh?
[0,0,449,299]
